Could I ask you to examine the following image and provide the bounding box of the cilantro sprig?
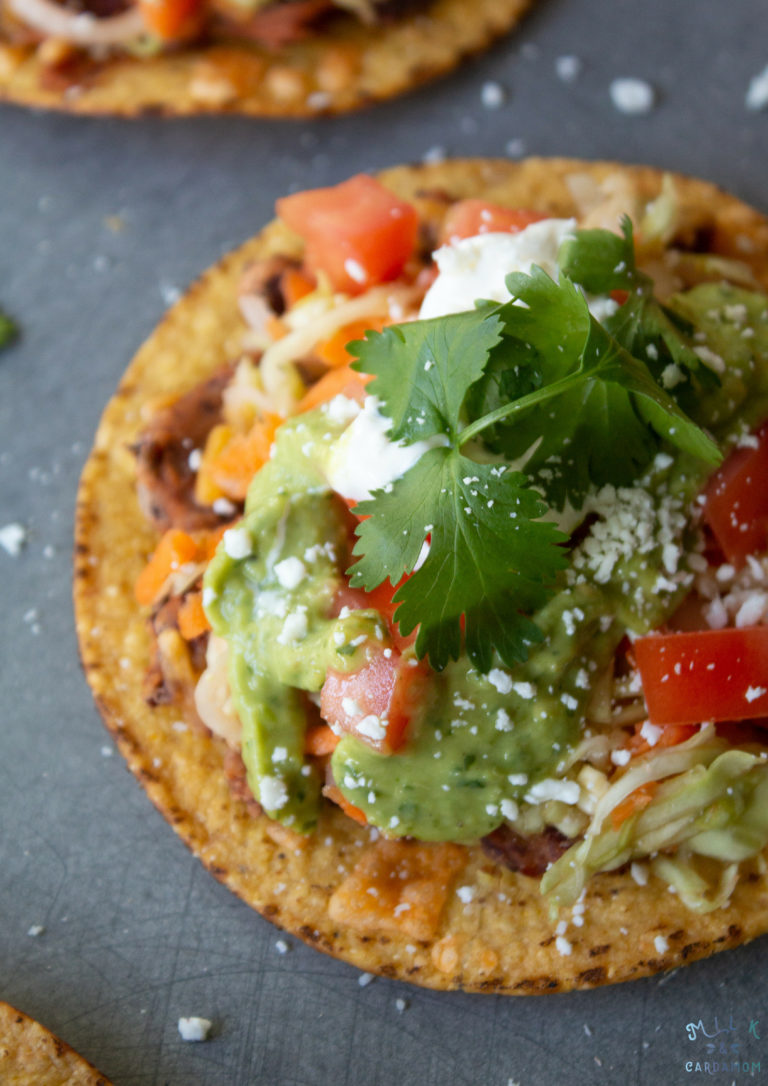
[0,306,17,351]
[348,225,721,672]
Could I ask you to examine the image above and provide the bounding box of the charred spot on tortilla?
[0,0,533,116]
[74,158,768,993]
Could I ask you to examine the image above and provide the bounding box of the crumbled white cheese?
[609,77,655,114]
[555,55,582,83]
[344,258,368,285]
[0,523,26,556]
[358,972,375,987]
[526,778,580,805]
[356,714,387,742]
[555,935,573,956]
[260,775,289,810]
[456,885,475,904]
[486,668,513,694]
[178,1017,212,1042]
[653,935,669,955]
[745,685,767,703]
[27,924,45,937]
[640,720,662,747]
[277,609,308,645]
[630,862,649,886]
[610,748,631,766]
[746,64,768,111]
[500,798,519,821]
[495,708,513,732]
[323,394,361,425]
[275,939,289,954]
[223,526,251,559]
[480,81,505,108]
[274,556,307,590]
[511,681,536,700]
[202,586,217,607]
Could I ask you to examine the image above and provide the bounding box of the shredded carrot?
[200,522,230,560]
[297,364,370,414]
[282,267,316,308]
[316,318,385,370]
[178,590,211,640]
[207,413,284,500]
[266,315,288,341]
[135,529,199,607]
[323,784,368,826]
[305,723,340,757]
[610,781,658,831]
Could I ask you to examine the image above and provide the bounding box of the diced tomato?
[320,648,427,752]
[138,0,202,40]
[276,175,419,295]
[702,421,768,567]
[304,723,340,757]
[441,200,546,245]
[331,575,415,651]
[634,626,768,725]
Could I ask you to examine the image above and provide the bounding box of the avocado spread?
[205,284,768,842]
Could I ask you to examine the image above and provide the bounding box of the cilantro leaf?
[559,218,716,393]
[350,308,503,443]
[349,447,567,671]
[461,267,720,505]
[0,307,17,351]
[348,238,721,672]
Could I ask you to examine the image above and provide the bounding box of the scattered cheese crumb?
[609,77,655,114]
[746,65,768,111]
[555,55,582,82]
[274,556,307,589]
[223,526,251,559]
[745,685,767,703]
[395,998,408,1013]
[654,934,669,955]
[178,1017,212,1042]
[0,523,26,556]
[456,885,475,904]
[480,81,505,108]
[555,935,572,956]
[275,939,289,954]
[27,925,45,937]
[358,972,375,987]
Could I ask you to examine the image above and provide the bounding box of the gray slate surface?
[2,1,768,1083]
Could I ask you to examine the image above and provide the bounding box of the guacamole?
[205,283,768,842]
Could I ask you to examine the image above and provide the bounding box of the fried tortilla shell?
[0,1002,112,1086]
[74,158,768,993]
[0,0,530,116]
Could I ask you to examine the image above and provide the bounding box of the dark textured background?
[2,1,768,1082]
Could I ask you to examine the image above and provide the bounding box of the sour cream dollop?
[418,218,578,320]
[325,395,445,503]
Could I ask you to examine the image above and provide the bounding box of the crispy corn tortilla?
[74,158,768,993]
[0,1002,112,1086]
[0,0,530,116]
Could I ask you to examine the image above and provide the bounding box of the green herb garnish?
[0,307,17,350]
[348,225,721,672]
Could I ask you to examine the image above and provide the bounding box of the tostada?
[0,0,530,115]
[75,158,768,992]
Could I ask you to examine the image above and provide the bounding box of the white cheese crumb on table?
[609,77,655,114]
[746,64,768,111]
[0,523,26,556]
[178,1017,213,1042]
[480,81,505,108]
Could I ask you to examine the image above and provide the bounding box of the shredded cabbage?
[541,747,768,909]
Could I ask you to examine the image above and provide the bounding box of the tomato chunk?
[441,200,547,244]
[635,626,768,725]
[702,422,768,567]
[320,649,426,752]
[276,175,419,295]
